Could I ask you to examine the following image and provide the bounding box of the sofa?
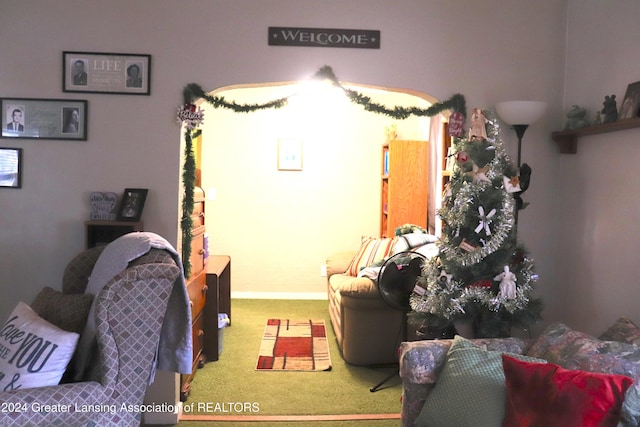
[399,319,640,427]
[0,233,191,427]
[327,249,405,366]
[326,233,438,366]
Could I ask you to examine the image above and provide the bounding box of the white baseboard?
[231,291,327,300]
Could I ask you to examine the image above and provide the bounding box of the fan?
[370,250,426,392]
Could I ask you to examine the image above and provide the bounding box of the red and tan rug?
[256,319,332,371]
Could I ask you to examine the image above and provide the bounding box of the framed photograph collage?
[1,51,151,189]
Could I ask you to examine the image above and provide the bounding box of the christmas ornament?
[474,206,496,235]
[177,103,205,129]
[494,266,517,300]
[503,175,521,193]
[466,163,490,184]
[470,279,492,288]
[456,150,469,163]
[449,111,465,137]
[437,270,453,288]
[468,108,488,140]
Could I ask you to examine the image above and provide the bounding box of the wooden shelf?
[552,118,640,154]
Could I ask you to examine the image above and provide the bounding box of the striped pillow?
[346,237,396,277]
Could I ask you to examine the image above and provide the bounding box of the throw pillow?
[345,236,396,277]
[414,336,544,427]
[502,354,633,427]
[0,302,79,391]
[527,322,640,427]
[30,286,94,334]
[600,316,640,346]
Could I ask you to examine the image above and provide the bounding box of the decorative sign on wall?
[63,51,151,95]
[268,27,380,49]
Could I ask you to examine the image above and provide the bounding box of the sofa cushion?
[600,317,640,346]
[527,322,640,427]
[0,302,79,391]
[345,237,396,277]
[415,335,544,427]
[31,286,94,334]
[502,354,632,427]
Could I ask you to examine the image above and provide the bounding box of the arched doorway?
[188,81,443,298]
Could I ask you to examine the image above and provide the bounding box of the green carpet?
[176,298,401,425]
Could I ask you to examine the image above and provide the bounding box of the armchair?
[0,245,182,427]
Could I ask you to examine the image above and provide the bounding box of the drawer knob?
[199,249,205,255]
[197,329,205,337]
[202,285,208,292]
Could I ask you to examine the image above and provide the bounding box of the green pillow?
[415,335,545,427]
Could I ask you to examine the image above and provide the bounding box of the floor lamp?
[495,101,547,227]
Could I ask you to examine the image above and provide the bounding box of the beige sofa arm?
[326,251,355,277]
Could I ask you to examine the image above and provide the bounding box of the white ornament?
[494,265,517,300]
[503,175,522,193]
[437,270,453,289]
[474,206,496,236]
[469,163,491,184]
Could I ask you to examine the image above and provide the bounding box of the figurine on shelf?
[601,95,618,123]
[564,105,589,130]
[592,111,602,126]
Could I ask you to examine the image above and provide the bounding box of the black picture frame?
[619,81,640,120]
[1,98,88,140]
[0,147,22,188]
[117,188,148,221]
[63,51,151,95]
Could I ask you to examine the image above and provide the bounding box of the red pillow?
[501,354,633,427]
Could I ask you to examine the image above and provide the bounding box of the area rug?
[256,319,332,371]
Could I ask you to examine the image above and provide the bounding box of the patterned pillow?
[527,322,640,427]
[31,287,94,334]
[0,302,79,391]
[415,336,545,427]
[345,236,396,276]
[600,317,640,346]
[502,354,633,427]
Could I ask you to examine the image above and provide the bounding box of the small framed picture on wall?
[277,139,303,171]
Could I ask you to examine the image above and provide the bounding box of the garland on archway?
[178,65,466,276]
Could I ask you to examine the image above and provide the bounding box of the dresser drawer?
[191,209,205,229]
[191,312,205,367]
[187,269,207,320]
[189,232,206,277]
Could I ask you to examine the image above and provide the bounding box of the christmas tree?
[409,109,542,338]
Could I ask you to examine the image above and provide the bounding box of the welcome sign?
[268,27,380,49]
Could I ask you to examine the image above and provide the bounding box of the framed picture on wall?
[0,147,22,188]
[619,81,640,120]
[63,51,151,95]
[1,98,88,140]
[277,139,303,171]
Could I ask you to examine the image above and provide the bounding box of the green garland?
[179,66,466,275]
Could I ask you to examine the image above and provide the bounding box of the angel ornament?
[494,265,517,300]
[468,108,488,140]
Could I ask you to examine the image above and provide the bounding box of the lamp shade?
[495,101,547,125]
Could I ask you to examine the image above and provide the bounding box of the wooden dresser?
[181,186,208,401]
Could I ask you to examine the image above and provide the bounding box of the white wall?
[556,0,640,335]
[0,0,566,324]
